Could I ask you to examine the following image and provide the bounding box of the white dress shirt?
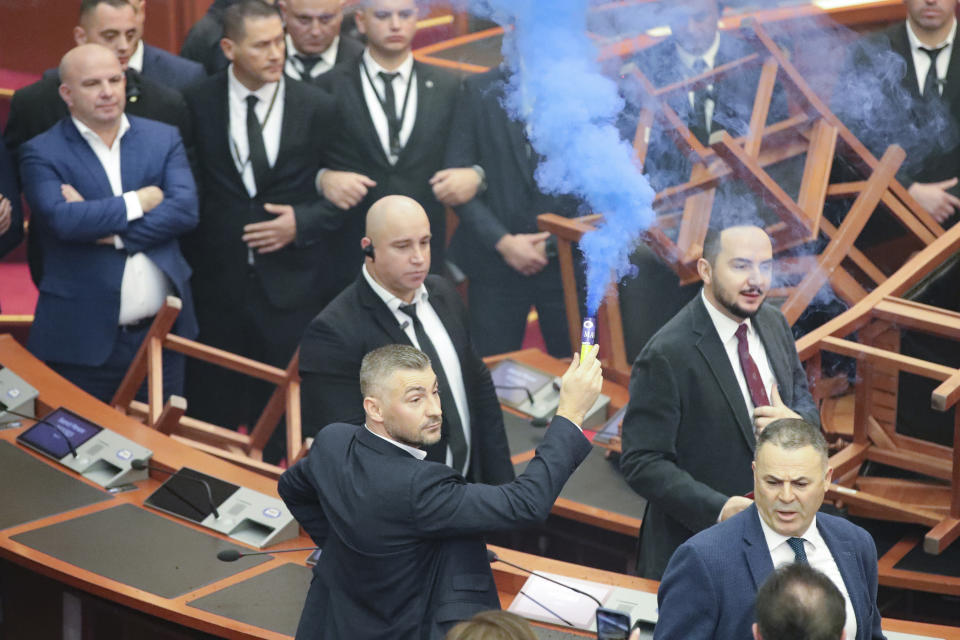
[365,424,427,460]
[906,18,957,96]
[285,34,340,81]
[675,31,721,134]
[759,514,858,640]
[128,39,145,73]
[701,289,778,417]
[72,115,170,326]
[227,65,285,197]
[359,49,418,165]
[362,264,472,474]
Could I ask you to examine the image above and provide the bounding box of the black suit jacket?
[299,272,514,485]
[278,416,592,640]
[444,66,582,283]
[142,43,205,93]
[182,73,347,310]
[619,295,819,579]
[834,22,960,193]
[315,60,459,279]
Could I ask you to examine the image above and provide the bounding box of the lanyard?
[230,81,281,170]
[360,59,415,153]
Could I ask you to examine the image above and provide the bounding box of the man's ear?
[220,37,235,61]
[73,26,88,46]
[697,257,712,285]
[363,396,382,423]
[58,83,72,108]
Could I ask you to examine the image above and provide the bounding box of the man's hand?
[319,170,376,210]
[135,185,164,213]
[61,183,84,203]
[753,385,801,432]
[0,196,11,236]
[909,178,960,223]
[555,344,603,427]
[719,495,753,522]
[429,167,481,206]
[242,203,297,254]
[495,232,550,276]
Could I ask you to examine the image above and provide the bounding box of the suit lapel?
[119,118,141,193]
[357,274,414,345]
[890,24,922,98]
[396,61,431,164]
[742,506,774,590]
[271,80,299,182]
[212,73,249,195]
[691,298,756,449]
[819,518,866,640]
[62,120,115,198]
[944,31,960,104]
[425,278,467,359]
[754,308,793,407]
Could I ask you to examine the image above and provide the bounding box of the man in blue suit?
[654,419,885,640]
[19,43,198,403]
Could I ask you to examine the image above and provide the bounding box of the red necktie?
[735,323,769,408]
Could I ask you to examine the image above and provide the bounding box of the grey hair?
[755,418,828,466]
[359,344,431,399]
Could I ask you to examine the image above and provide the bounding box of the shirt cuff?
[315,168,328,196]
[113,235,125,250]
[123,191,144,221]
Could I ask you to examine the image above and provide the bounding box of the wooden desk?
[485,349,640,537]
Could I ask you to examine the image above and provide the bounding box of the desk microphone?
[131,459,221,519]
[217,547,319,562]
[487,549,602,608]
[1,406,78,458]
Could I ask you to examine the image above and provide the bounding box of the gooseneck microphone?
[487,549,602,607]
[217,547,320,562]
[131,459,221,519]
[1,407,78,458]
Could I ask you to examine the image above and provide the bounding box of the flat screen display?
[144,468,239,524]
[16,407,103,460]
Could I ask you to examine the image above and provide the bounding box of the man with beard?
[620,223,818,580]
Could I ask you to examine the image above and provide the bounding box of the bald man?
[298,195,514,485]
[18,44,197,402]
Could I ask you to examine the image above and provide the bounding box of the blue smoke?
[458,0,657,315]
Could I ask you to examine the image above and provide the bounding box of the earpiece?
[362,243,375,260]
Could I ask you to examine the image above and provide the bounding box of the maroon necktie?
[735,323,769,408]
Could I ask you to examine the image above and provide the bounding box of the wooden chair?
[111,296,305,479]
[540,19,944,378]
[795,223,960,554]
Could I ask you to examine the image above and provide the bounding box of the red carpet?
[0,263,37,315]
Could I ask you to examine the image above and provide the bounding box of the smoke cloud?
[440,0,957,320]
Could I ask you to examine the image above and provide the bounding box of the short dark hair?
[755,563,845,640]
[755,418,828,466]
[79,0,132,20]
[223,0,281,42]
[359,344,431,399]
[700,220,768,265]
[445,610,537,640]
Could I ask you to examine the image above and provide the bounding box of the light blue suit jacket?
[19,115,198,366]
[655,504,885,640]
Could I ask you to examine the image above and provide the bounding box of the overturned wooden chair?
[540,19,946,379]
[111,296,307,478]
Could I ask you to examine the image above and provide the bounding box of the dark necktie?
[398,302,468,473]
[295,54,324,81]
[920,46,946,100]
[690,58,710,145]
[735,323,770,410]
[245,94,270,193]
[787,537,808,563]
[378,71,402,156]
